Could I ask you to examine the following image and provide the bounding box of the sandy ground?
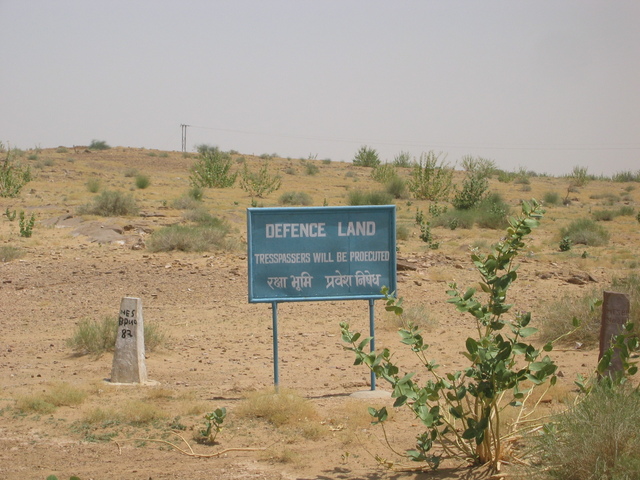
[0,147,635,479]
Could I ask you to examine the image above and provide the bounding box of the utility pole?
[180,124,189,152]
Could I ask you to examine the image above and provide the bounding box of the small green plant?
[451,156,492,210]
[190,147,237,188]
[0,150,32,197]
[78,190,139,217]
[279,191,313,206]
[341,200,555,471]
[352,145,380,167]
[408,151,453,201]
[385,177,408,199]
[134,174,150,189]
[418,221,439,249]
[199,407,227,444]
[146,215,232,253]
[19,211,35,237]
[88,139,110,150]
[85,177,101,193]
[239,162,281,199]
[4,207,16,221]
[304,162,319,176]
[559,236,572,252]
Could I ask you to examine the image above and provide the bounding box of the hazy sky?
[1,1,638,175]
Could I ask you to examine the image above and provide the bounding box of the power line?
[182,123,640,153]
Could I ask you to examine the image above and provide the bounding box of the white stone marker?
[110,297,148,384]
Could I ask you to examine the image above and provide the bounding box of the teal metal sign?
[247,206,396,303]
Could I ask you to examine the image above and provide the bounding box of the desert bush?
[537,289,601,347]
[190,147,237,188]
[396,223,410,241]
[452,156,492,210]
[569,165,590,187]
[590,192,620,204]
[542,191,561,205]
[135,174,150,189]
[352,145,380,167]
[592,209,617,221]
[371,163,397,183]
[347,189,393,206]
[187,186,204,201]
[532,384,640,480]
[408,151,453,201]
[279,191,313,206]
[56,146,68,153]
[86,177,101,193]
[474,194,510,229]
[617,205,635,216]
[304,162,319,176]
[0,150,32,197]
[78,190,139,217]
[239,162,281,198]
[342,200,555,470]
[395,304,438,330]
[0,246,23,262]
[89,139,110,150]
[496,170,516,183]
[612,170,640,182]
[385,177,408,199]
[170,195,200,210]
[67,316,166,356]
[393,150,412,168]
[146,221,231,253]
[560,218,610,246]
[235,388,317,427]
[123,168,138,178]
[431,208,476,229]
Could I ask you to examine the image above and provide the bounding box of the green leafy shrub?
[559,236,572,252]
[473,194,510,229]
[341,200,554,470]
[190,147,237,188]
[408,151,453,201]
[371,163,397,183]
[431,208,476,229]
[532,384,640,480]
[352,145,380,167]
[452,157,491,210]
[560,218,610,246]
[239,162,281,198]
[396,224,410,241]
[0,150,32,197]
[67,316,166,356]
[134,174,150,189]
[78,190,139,217]
[19,211,35,237]
[612,170,640,182]
[592,209,617,221]
[279,191,313,206]
[347,189,393,206]
[89,139,110,150]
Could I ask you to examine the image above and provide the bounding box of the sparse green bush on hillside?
[612,170,640,182]
[0,150,32,198]
[352,145,380,167]
[146,212,232,253]
[542,191,561,205]
[239,162,281,198]
[190,147,237,188]
[347,189,392,205]
[451,156,492,210]
[135,174,150,189]
[560,218,610,246]
[78,190,139,217]
[89,139,110,150]
[0,246,23,262]
[279,191,313,206]
[385,177,409,199]
[408,151,453,201]
[371,163,397,183]
[393,150,412,168]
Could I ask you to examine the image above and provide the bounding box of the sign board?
[247,206,396,303]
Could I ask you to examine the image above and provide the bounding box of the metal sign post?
[247,206,396,391]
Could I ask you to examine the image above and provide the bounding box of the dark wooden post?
[598,291,630,378]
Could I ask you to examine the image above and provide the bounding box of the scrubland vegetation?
[0,140,638,479]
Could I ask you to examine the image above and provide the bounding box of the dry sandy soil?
[0,147,638,479]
